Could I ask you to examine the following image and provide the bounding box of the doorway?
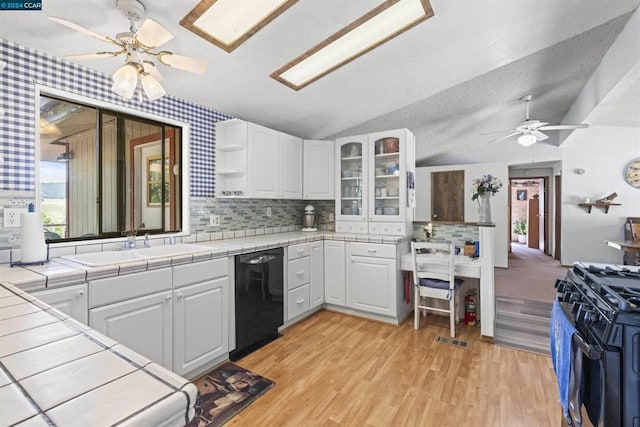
[509,177,549,254]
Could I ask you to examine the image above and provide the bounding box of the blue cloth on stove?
[550,299,577,418]
[418,278,463,289]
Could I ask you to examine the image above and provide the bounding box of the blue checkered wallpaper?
[0,39,232,197]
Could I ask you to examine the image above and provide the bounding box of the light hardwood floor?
[227,310,560,427]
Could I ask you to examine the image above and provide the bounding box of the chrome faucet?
[123,223,145,249]
[143,233,150,248]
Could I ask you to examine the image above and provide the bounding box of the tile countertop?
[0,282,197,427]
[1,231,410,291]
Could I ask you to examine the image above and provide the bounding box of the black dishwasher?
[230,247,284,361]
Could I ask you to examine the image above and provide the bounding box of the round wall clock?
[626,158,640,188]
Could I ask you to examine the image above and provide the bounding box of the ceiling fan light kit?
[49,0,206,102]
[517,133,537,147]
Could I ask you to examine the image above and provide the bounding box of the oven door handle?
[573,333,602,360]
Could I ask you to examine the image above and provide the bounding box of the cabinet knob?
[296,270,304,276]
[165,295,172,301]
[367,248,377,253]
[77,290,85,296]
[296,298,304,304]
[433,214,438,218]
[177,293,183,299]
[297,249,304,254]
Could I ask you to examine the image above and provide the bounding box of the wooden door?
[431,170,464,222]
[528,198,540,249]
[554,175,562,261]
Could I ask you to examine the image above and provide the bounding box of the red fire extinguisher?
[464,290,477,326]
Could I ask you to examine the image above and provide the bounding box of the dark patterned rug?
[187,362,275,427]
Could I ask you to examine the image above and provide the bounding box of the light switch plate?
[4,208,27,228]
[209,214,220,227]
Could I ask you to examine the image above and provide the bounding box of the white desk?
[400,226,495,341]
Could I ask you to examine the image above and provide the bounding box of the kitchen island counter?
[0,281,197,427]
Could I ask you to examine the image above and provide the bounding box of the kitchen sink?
[59,244,213,266]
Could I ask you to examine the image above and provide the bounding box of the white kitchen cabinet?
[173,279,228,376]
[173,259,228,377]
[215,119,302,199]
[324,240,346,306]
[335,129,415,235]
[279,131,303,199]
[286,243,310,321]
[346,242,397,317]
[90,290,173,370]
[310,241,324,308]
[31,284,88,324]
[303,140,334,200]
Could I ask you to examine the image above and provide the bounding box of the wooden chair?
[411,241,462,337]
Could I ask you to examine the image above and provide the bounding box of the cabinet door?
[31,284,88,324]
[348,256,396,317]
[303,140,334,200]
[310,241,324,308]
[324,240,346,306]
[173,277,228,376]
[279,132,303,199]
[335,135,367,221]
[431,170,464,222]
[248,123,279,198]
[89,291,173,369]
[368,129,408,222]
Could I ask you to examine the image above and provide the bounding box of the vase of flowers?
[472,174,503,223]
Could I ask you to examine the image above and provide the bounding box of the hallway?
[494,243,568,303]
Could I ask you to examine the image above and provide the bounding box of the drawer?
[287,257,310,290]
[349,242,396,259]
[89,268,172,308]
[368,222,407,236]
[335,221,367,234]
[173,258,228,288]
[288,243,310,261]
[287,284,310,321]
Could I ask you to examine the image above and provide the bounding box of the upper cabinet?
[335,129,415,236]
[215,119,302,199]
[303,140,335,200]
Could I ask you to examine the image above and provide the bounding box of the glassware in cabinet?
[371,136,402,218]
[336,138,367,220]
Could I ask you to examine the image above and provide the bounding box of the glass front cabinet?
[335,129,415,236]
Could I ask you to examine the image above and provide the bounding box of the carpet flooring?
[495,243,569,303]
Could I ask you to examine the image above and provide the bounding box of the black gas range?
[555,263,640,427]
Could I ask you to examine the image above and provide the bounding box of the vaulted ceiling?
[1,0,638,164]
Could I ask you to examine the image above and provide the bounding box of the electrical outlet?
[329,213,335,222]
[266,207,272,217]
[209,214,221,227]
[3,208,27,228]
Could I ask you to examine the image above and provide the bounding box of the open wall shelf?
[578,203,621,214]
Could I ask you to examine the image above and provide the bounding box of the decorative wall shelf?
[578,203,621,214]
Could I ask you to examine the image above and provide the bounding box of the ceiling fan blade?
[532,130,548,141]
[539,124,589,130]
[137,18,174,48]
[158,53,206,74]
[48,16,114,44]
[528,121,549,129]
[143,61,164,81]
[64,51,122,61]
[487,131,522,144]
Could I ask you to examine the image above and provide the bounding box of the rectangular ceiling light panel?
[272,0,433,90]
[180,0,298,53]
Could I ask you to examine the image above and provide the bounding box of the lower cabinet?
[310,241,324,308]
[324,240,346,306]
[88,259,229,376]
[31,283,88,324]
[348,256,396,317]
[89,290,173,369]
[173,259,229,376]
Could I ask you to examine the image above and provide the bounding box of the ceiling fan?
[49,0,206,100]
[488,95,589,146]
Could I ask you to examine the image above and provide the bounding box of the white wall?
[416,161,509,268]
[561,126,640,265]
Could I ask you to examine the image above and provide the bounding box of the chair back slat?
[411,241,455,289]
